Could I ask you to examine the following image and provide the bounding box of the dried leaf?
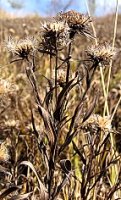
[0,165,11,176]
[38,105,55,145]
[60,159,71,174]
[82,95,97,123]
[20,161,48,200]
[54,78,74,121]
[9,192,33,200]
[72,141,86,165]
[0,186,20,200]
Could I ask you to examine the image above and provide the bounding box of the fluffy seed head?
[84,114,112,132]
[86,43,117,65]
[6,37,37,59]
[56,10,93,39]
[38,21,70,54]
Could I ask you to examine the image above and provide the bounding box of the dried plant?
[86,43,117,65]
[56,10,93,39]
[5,36,37,60]
[38,21,70,54]
[1,9,121,200]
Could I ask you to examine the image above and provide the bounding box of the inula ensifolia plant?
[86,43,117,66]
[56,10,93,39]
[3,10,121,200]
[38,21,70,54]
[6,36,37,62]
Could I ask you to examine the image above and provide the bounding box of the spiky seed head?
[6,37,37,59]
[86,43,117,65]
[38,21,70,54]
[56,10,93,39]
[84,114,112,132]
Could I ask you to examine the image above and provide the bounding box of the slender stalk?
[99,67,109,116]
[84,0,108,115]
[82,62,97,100]
[66,42,72,83]
[104,0,119,116]
[111,95,121,122]
[84,0,97,44]
[55,49,58,103]
[50,52,52,79]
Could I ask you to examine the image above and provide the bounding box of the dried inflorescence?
[38,21,70,54]
[83,114,112,133]
[56,10,93,39]
[86,43,117,65]
[6,37,37,59]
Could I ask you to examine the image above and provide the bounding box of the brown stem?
[55,49,58,104]
[66,42,72,84]
[50,53,52,79]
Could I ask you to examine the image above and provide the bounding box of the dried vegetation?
[0,10,121,200]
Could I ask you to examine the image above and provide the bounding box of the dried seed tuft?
[86,43,117,65]
[56,10,93,39]
[5,37,37,59]
[38,21,70,54]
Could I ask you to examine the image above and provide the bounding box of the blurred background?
[0,0,121,17]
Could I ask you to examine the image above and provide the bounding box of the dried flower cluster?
[56,10,92,39]
[6,11,94,59]
[38,21,70,54]
[86,43,117,65]
[83,114,112,133]
[6,37,37,59]
[3,10,120,200]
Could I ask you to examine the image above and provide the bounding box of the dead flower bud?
[86,44,117,65]
[6,37,37,59]
[56,10,93,39]
[38,21,70,54]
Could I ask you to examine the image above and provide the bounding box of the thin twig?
[85,0,109,115]
[104,0,119,116]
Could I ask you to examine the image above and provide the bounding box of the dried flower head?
[38,21,70,54]
[86,43,117,65]
[56,10,93,39]
[6,37,37,59]
[83,114,111,133]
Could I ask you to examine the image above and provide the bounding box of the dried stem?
[104,0,119,116]
[66,42,72,83]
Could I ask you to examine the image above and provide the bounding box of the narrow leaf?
[0,186,20,200]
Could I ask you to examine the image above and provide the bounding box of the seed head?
[38,21,70,54]
[6,37,37,59]
[86,43,117,65]
[56,10,93,39]
[84,114,111,133]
